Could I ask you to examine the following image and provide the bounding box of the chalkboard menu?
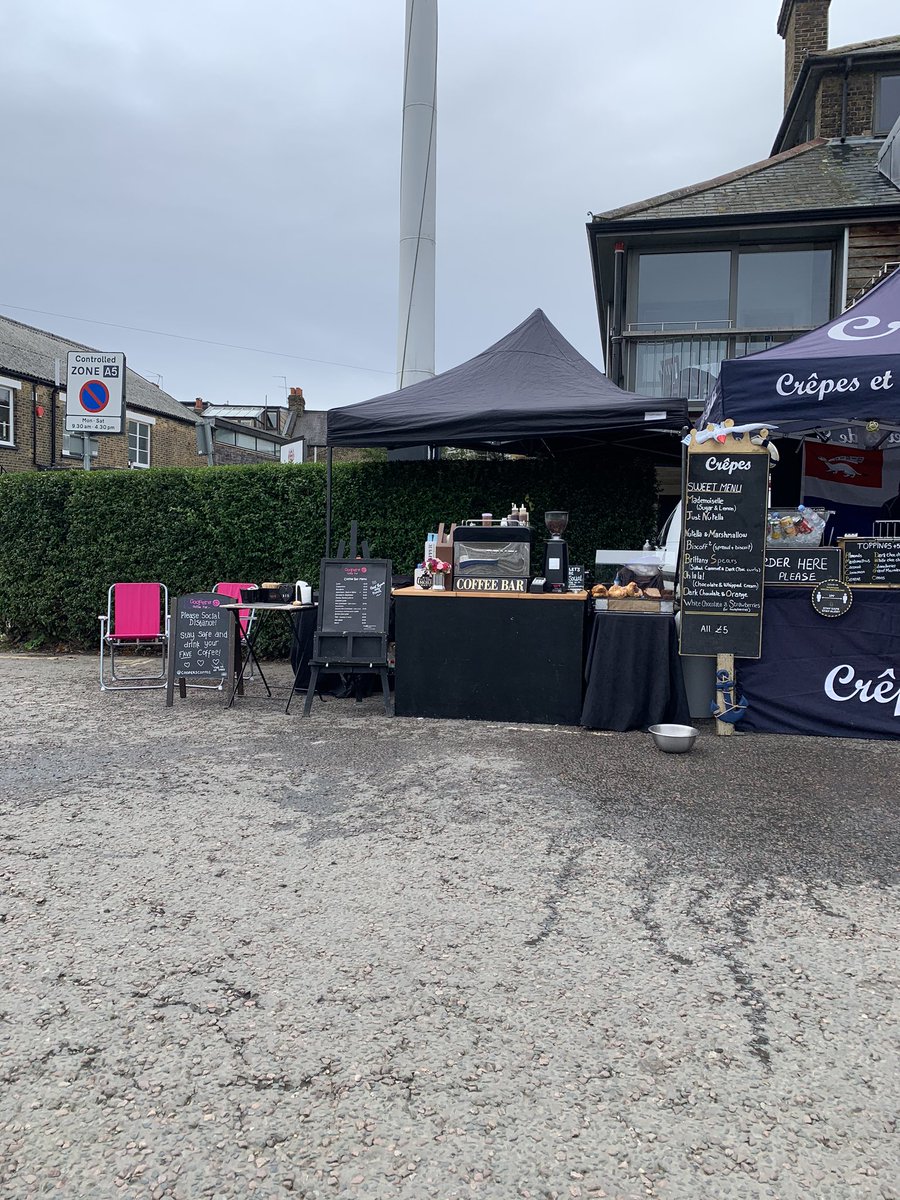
[840,538,900,588]
[765,546,842,586]
[679,444,770,658]
[166,592,231,704]
[312,559,393,669]
[319,560,391,633]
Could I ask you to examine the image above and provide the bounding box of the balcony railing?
[623,330,796,403]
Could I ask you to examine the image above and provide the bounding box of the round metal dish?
[647,723,699,753]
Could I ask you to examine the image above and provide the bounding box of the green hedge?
[0,454,657,649]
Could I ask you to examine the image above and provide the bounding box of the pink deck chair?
[213,582,259,680]
[98,582,169,691]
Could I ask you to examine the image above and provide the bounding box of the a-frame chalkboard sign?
[165,592,231,706]
[301,522,392,716]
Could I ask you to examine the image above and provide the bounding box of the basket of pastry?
[591,582,673,613]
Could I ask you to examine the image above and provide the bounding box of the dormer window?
[875,73,900,136]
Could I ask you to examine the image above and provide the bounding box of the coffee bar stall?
[700,266,900,739]
[325,310,687,727]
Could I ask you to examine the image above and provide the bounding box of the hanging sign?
[679,428,771,658]
[65,351,126,433]
[811,580,853,618]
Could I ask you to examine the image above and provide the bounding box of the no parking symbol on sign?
[65,351,125,433]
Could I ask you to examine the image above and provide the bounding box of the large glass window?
[875,74,900,136]
[128,420,151,468]
[632,244,834,333]
[0,386,13,444]
[635,251,731,329]
[736,248,832,329]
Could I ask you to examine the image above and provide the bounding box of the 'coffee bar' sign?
[679,431,771,659]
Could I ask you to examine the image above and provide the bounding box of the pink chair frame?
[98,582,170,691]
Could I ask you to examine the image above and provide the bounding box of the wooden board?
[605,598,663,612]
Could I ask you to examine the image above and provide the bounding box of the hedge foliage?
[0,453,657,649]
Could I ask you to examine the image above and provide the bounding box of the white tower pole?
[397,0,437,390]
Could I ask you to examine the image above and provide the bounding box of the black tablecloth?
[290,607,319,690]
[581,611,690,731]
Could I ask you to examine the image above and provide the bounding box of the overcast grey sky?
[2,0,898,409]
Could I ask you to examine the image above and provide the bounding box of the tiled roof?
[591,139,900,225]
[823,35,900,57]
[0,313,195,424]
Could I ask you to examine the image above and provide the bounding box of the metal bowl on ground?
[647,723,699,753]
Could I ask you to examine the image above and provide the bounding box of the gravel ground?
[1,652,898,1200]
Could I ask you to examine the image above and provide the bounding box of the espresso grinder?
[543,510,570,592]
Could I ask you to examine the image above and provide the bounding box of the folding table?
[221,602,317,713]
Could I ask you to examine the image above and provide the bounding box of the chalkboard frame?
[165,591,232,705]
[314,558,392,666]
[839,537,900,589]
[679,435,770,659]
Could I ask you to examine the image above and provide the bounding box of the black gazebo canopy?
[327,309,687,454]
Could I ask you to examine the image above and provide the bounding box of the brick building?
[0,315,198,473]
[185,386,329,466]
[587,0,900,411]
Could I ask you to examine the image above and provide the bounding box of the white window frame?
[0,376,20,447]
[127,416,154,468]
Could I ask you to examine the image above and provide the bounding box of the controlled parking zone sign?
[65,351,125,433]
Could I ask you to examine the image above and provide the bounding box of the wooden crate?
[605,598,662,612]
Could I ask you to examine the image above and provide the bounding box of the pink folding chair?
[213,582,259,680]
[98,583,169,691]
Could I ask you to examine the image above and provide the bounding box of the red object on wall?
[35,405,45,418]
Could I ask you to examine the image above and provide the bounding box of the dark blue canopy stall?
[702,267,900,434]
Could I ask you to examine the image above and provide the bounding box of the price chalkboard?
[319,560,391,634]
[312,558,392,669]
[165,592,231,704]
[679,442,770,658]
[765,546,842,586]
[840,538,900,588]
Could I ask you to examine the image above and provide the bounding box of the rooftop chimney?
[778,0,830,110]
[287,386,306,415]
[194,397,206,413]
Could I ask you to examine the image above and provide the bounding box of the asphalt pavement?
[1,653,898,1200]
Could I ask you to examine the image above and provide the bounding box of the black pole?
[325,446,333,558]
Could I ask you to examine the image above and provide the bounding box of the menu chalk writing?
[680,446,770,658]
[172,592,231,678]
[319,561,390,635]
[840,538,900,588]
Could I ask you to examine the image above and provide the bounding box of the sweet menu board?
[679,440,770,658]
[319,561,391,634]
[840,538,900,588]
